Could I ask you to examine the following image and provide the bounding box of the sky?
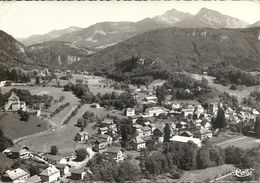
[0,1,260,39]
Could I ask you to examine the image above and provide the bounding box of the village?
[0,69,260,182]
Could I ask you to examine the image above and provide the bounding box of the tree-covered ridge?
[95,56,170,85]
[73,27,260,75]
[208,64,260,86]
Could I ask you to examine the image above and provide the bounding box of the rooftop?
[40,166,60,176]
[106,147,121,154]
[5,168,29,180]
[170,135,201,146]
[71,168,85,174]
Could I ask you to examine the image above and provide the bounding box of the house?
[201,120,211,130]
[194,105,204,118]
[98,127,108,135]
[43,154,67,165]
[40,166,60,182]
[100,119,117,133]
[0,81,9,87]
[25,175,41,183]
[8,145,29,159]
[105,147,125,162]
[170,136,202,147]
[144,107,167,117]
[56,164,70,177]
[193,129,213,140]
[135,128,144,137]
[19,148,31,159]
[126,108,135,116]
[141,126,152,136]
[181,108,194,118]
[70,168,86,180]
[143,96,157,104]
[172,103,182,110]
[153,128,163,138]
[94,139,108,152]
[180,131,193,138]
[131,137,146,151]
[75,131,88,142]
[90,103,100,108]
[2,168,30,183]
[98,134,113,144]
[208,102,218,116]
[176,122,188,129]
[4,92,26,111]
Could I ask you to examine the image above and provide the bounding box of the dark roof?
[98,134,111,139]
[106,147,121,154]
[180,131,193,136]
[142,126,151,132]
[71,168,85,174]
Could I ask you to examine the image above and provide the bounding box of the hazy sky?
[0,1,260,38]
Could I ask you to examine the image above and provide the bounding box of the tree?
[29,165,40,176]
[50,145,58,155]
[254,115,260,138]
[156,86,167,105]
[196,147,211,169]
[116,161,140,182]
[163,123,171,143]
[75,148,89,161]
[35,76,40,85]
[20,111,29,121]
[213,104,226,129]
[59,96,65,102]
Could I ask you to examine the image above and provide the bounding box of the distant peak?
[197,7,221,15]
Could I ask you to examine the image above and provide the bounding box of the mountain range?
[18,26,82,46]
[0,7,260,73]
[72,27,260,74]
[19,8,257,49]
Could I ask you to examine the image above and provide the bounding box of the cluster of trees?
[64,83,137,110]
[225,145,260,180]
[140,141,225,178]
[99,91,137,110]
[159,73,213,101]
[49,102,70,117]
[208,65,260,86]
[112,82,129,90]
[77,111,95,128]
[19,110,30,121]
[219,92,239,110]
[75,148,89,161]
[242,90,260,112]
[0,127,13,152]
[85,153,140,182]
[0,89,53,109]
[0,67,30,83]
[101,56,169,85]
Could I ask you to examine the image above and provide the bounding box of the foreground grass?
[0,112,49,140]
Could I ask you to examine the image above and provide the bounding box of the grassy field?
[15,103,125,153]
[179,164,235,182]
[191,74,260,102]
[0,112,49,140]
[53,73,124,95]
[216,136,260,149]
[1,86,80,127]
